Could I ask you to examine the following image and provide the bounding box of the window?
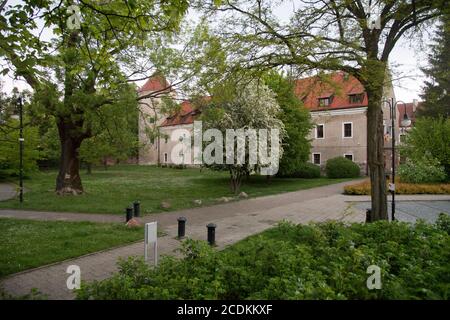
[348,93,364,104]
[318,97,331,107]
[312,153,321,165]
[164,153,168,163]
[344,154,353,161]
[343,122,352,138]
[316,124,324,139]
[164,136,168,144]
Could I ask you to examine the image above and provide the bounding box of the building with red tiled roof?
[294,72,368,111]
[297,71,397,174]
[138,71,399,173]
[160,100,202,127]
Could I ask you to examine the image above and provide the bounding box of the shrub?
[293,162,321,178]
[344,180,450,195]
[398,156,447,183]
[325,157,360,178]
[77,220,450,300]
[278,162,321,178]
[400,117,450,177]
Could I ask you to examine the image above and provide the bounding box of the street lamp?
[382,98,411,221]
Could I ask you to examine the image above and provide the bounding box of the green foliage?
[279,162,321,178]
[436,213,450,234]
[0,121,41,178]
[79,85,139,169]
[418,14,450,119]
[400,117,450,177]
[263,71,312,177]
[77,220,450,300]
[399,156,447,184]
[325,157,360,179]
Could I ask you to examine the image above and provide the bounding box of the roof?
[138,74,171,94]
[160,100,202,127]
[397,102,420,126]
[294,72,368,111]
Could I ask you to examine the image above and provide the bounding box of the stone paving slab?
[354,200,450,223]
[0,181,364,300]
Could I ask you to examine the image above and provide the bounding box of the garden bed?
[77,218,450,300]
[344,179,450,195]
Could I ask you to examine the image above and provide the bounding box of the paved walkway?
[0,183,16,201]
[1,182,449,300]
[0,180,365,300]
[354,200,450,223]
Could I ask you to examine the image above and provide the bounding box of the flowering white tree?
[202,80,285,193]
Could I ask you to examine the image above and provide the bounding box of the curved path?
[0,180,367,299]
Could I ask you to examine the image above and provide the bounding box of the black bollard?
[133,201,141,217]
[177,217,187,239]
[126,207,133,222]
[207,223,217,246]
[365,208,372,223]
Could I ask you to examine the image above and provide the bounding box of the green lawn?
[0,218,144,277]
[0,165,351,214]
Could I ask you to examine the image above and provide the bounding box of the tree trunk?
[365,87,388,221]
[229,168,243,194]
[55,120,84,195]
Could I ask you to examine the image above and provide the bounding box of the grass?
[0,218,144,277]
[0,165,352,214]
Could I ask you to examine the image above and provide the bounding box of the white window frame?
[164,153,168,163]
[312,153,321,165]
[342,122,353,138]
[315,124,325,139]
[343,153,354,161]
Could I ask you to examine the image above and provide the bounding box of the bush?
[77,220,450,300]
[400,117,450,177]
[344,180,450,195]
[278,162,321,178]
[293,162,321,178]
[325,157,360,178]
[398,156,447,183]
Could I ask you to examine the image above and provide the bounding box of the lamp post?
[17,96,24,203]
[382,98,411,221]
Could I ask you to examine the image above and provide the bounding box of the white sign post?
[144,222,158,266]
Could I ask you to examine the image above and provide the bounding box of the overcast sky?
[0,1,435,103]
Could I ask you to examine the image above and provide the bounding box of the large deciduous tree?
[263,71,312,177]
[0,0,188,194]
[198,0,445,221]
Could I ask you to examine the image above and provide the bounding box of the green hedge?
[77,216,450,300]
[278,162,321,178]
[326,156,360,178]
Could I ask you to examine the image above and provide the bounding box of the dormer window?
[349,93,364,104]
[318,97,331,107]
